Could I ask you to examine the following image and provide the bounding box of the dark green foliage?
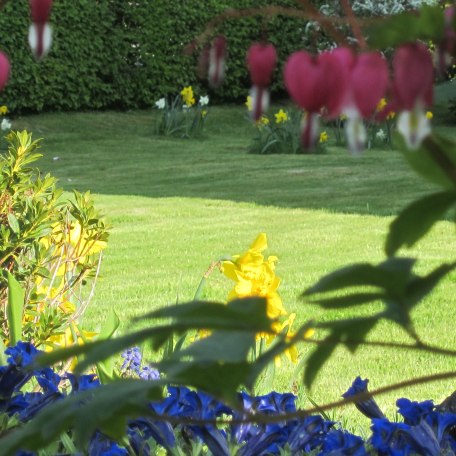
[0,0,307,113]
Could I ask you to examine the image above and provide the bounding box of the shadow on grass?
[12,101,456,217]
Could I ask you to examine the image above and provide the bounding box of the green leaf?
[303,258,416,298]
[144,297,271,331]
[366,5,444,49]
[6,213,19,234]
[396,134,456,190]
[386,191,456,257]
[98,309,120,340]
[309,292,386,309]
[175,330,255,363]
[6,272,24,346]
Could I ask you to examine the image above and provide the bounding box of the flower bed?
[2,342,456,455]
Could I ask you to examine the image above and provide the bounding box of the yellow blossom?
[268,313,314,367]
[201,110,207,118]
[40,221,107,274]
[45,324,98,370]
[245,96,253,111]
[376,98,387,112]
[0,105,8,115]
[426,111,433,120]
[222,233,286,320]
[319,131,328,143]
[258,116,269,126]
[274,109,289,124]
[180,86,196,107]
[386,111,396,120]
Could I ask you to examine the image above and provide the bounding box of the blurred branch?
[185,6,355,53]
[340,0,367,49]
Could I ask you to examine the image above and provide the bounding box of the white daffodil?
[376,129,386,140]
[1,118,11,130]
[199,95,209,106]
[155,98,166,109]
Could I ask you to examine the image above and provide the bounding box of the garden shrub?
[0,130,108,349]
[0,0,308,113]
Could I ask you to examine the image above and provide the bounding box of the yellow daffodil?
[222,233,287,320]
[201,110,208,118]
[426,111,433,120]
[259,116,269,126]
[274,109,289,124]
[245,96,253,111]
[0,105,8,115]
[376,98,387,112]
[319,131,328,143]
[181,86,196,107]
[386,111,396,120]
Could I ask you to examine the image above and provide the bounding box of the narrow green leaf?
[386,191,456,257]
[98,309,120,340]
[309,292,386,309]
[7,272,24,346]
[303,258,416,298]
[6,213,20,234]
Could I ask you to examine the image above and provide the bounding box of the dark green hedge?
[0,0,308,113]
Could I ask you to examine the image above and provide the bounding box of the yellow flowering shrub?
[0,132,109,351]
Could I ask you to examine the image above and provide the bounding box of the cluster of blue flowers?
[2,343,456,455]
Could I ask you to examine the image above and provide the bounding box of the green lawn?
[11,86,456,429]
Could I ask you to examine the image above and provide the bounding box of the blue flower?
[396,398,434,425]
[287,415,334,453]
[5,342,39,368]
[138,365,160,381]
[342,376,385,419]
[320,428,368,455]
[66,373,100,392]
[34,367,61,394]
[88,432,128,455]
[120,347,142,375]
[371,418,441,456]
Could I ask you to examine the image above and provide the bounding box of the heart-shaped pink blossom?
[30,0,53,24]
[247,43,277,88]
[393,43,434,110]
[0,52,10,90]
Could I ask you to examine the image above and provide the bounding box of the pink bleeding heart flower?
[247,43,277,122]
[29,0,54,60]
[393,43,434,149]
[208,36,227,89]
[0,52,10,91]
[435,6,456,78]
[284,50,346,150]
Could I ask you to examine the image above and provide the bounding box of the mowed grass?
[11,82,456,428]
